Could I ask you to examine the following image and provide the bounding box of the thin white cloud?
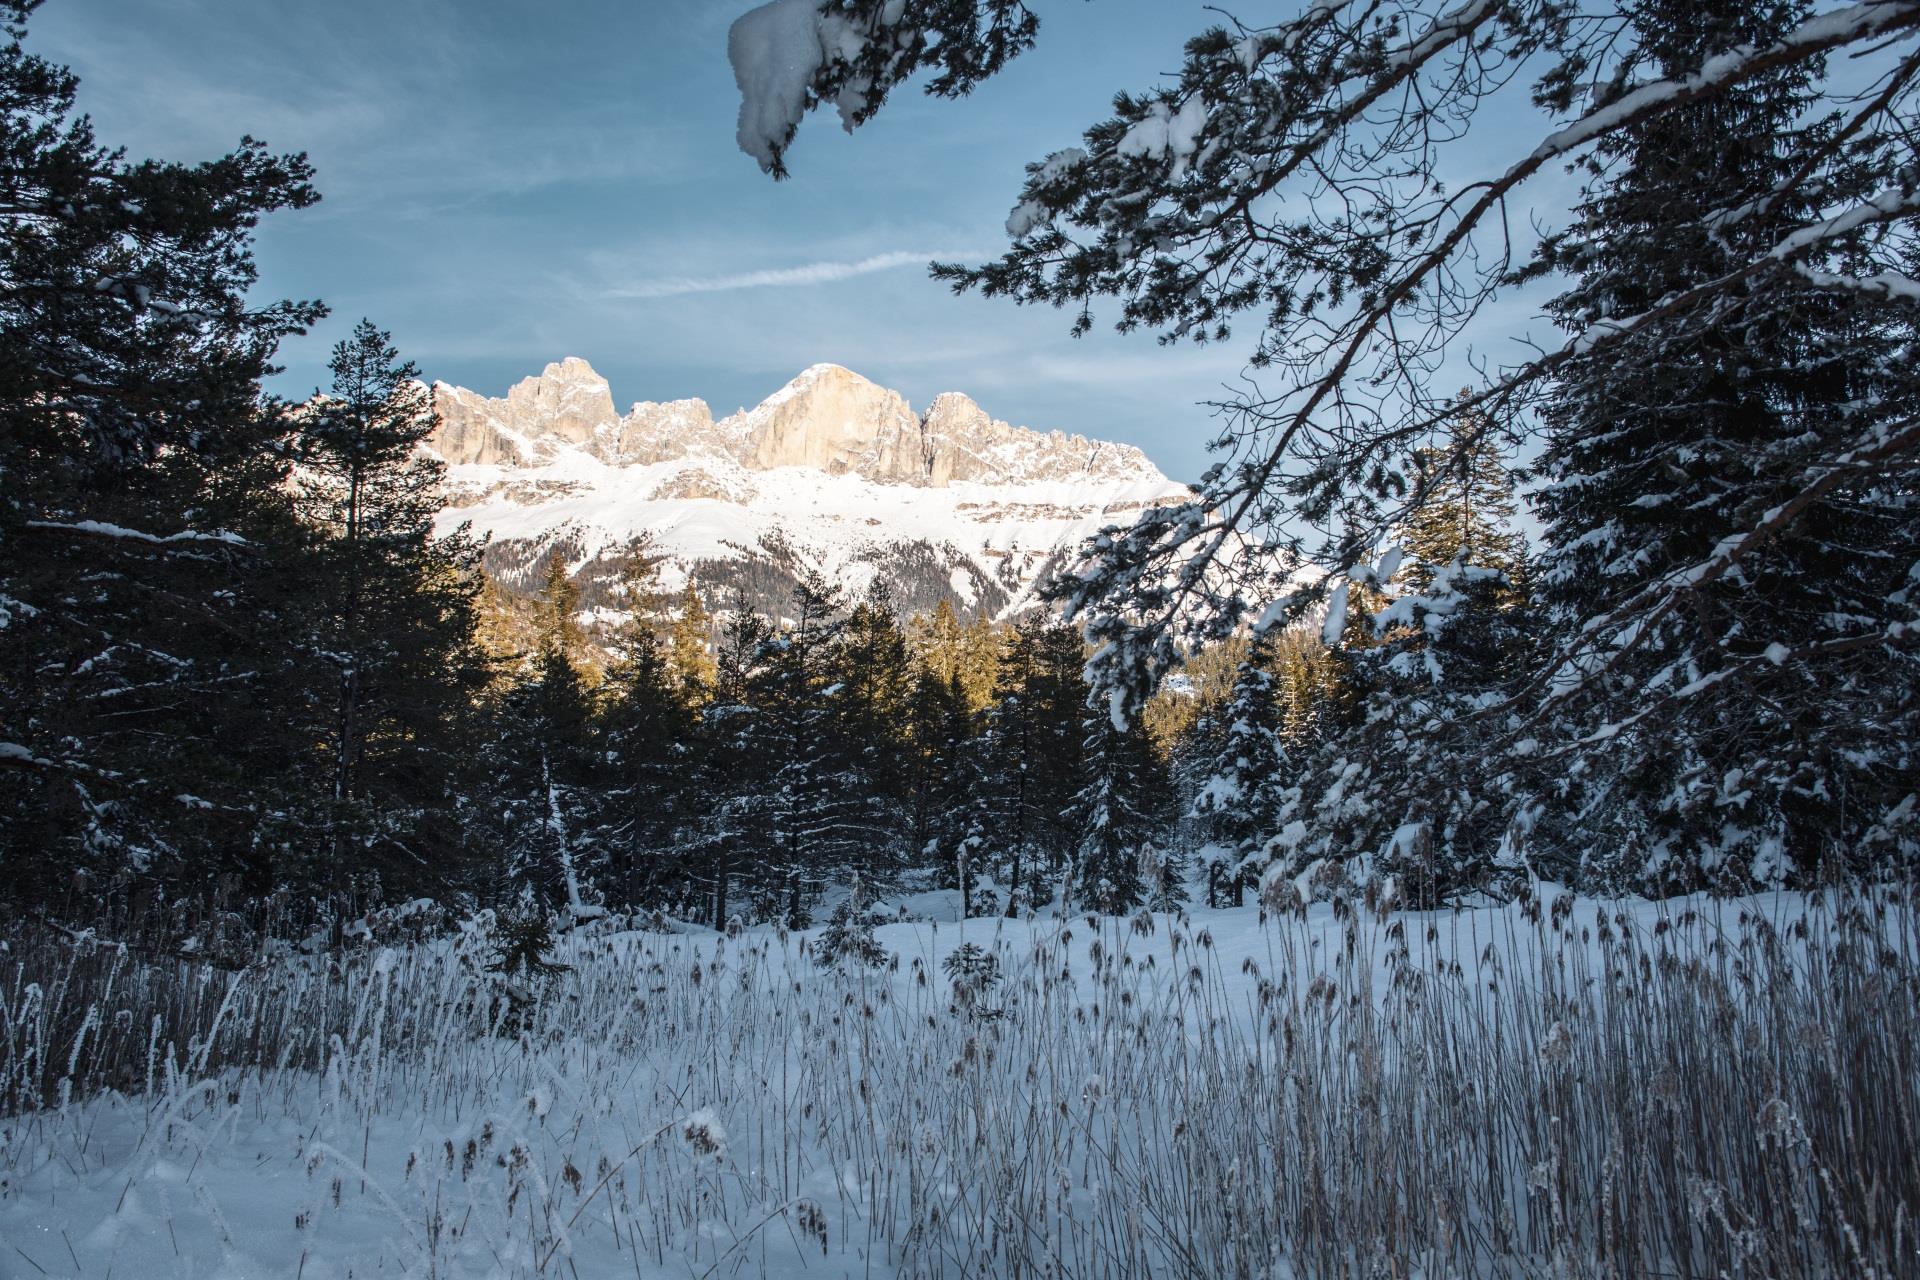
[606,250,971,299]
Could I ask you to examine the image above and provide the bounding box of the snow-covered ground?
[3,885,1915,1278]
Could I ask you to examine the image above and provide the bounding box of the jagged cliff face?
[427,359,1186,625]
[429,361,1164,489]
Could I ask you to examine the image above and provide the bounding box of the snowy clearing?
[4,885,1915,1278]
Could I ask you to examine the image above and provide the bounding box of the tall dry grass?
[2,885,1915,1278]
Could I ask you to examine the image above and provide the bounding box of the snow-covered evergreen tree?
[814,874,892,968]
[1188,630,1287,908]
[0,5,322,924]
[691,610,781,929]
[1523,0,1920,887]
[740,0,1920,894]
[482,555,606,920]
[1069,703,1170,915]
[906,664,980,907]
[975,617,1085,914]
[292,321,487,912]
[594,544,700,908]
[825,583,915,880]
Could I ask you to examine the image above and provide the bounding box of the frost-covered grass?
[2,884,1917,1278]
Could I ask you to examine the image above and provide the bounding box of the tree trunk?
[711,842,730,932]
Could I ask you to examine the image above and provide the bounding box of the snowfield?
[437,450,1186,608]
[3,885,1916,1278]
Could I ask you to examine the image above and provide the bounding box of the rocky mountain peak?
[503,357,617,444]
[919,389,1160,487]
[739,363,928,481]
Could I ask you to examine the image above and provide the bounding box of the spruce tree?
[957,613,1002,710]
[737,571,852,926]
[1257,425,1535,905]
[693,609,780,929]
[1069,705,1170,915]
[1188,631,1288,908]
[828,584,914,870]
[595,545,699,907]
[905,664,975,879]
[1399,393,1527,602]
[1526,0,1920,887]
[910,598,967,685]
[978,617,1086,914]
[533,550,583,660]
[667,581,718,701]
[481,550,603,917]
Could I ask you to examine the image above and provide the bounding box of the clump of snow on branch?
[1114,95,1208,178]
[729,0,911,173]
[1007,147,1087,238]
[729,0,830,173]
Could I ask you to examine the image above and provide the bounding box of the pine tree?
[533,550,583,662]
[1398,393,1527,602]
[729,571,854,926]
[692,610,780,929]
[0,5,321,926]
[910,598,967,684]
[958,614,1002,710]
[477,547,605,918]
[814,874,891,968]
[291,321,486,913]
[904,664,972,864]
[826,582,915,879]
[484,644,602,918]
[908,600,1000,710]
[1253,442,1535,905]
[667,581,718,702]
[1188,631,1288,908]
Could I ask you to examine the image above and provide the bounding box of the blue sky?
[34,0,1566,483]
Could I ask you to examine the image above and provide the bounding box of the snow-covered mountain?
[428,359,1188,621]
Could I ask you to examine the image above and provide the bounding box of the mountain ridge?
[428,359,1169,490]
[426,360,1187,628]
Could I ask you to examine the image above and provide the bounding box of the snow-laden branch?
[0,742,119,778]
[1528,414,1920,718]
[1793,263,1920,302]
[25,519,250,547]
[1561,620,1918,754]
[1078,0,1920,672]
[1531,1,1920,163]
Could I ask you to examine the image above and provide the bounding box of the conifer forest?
[2,1,1918,1276]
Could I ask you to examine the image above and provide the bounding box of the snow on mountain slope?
[429,360,1188,620]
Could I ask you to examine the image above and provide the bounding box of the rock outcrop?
[429,357,617,466]
[506,356,618,444]
[740,363,930,481]
[428,359,1166,490]
[920,391,1153,486]
[432,383,526,467]
[616,398,729,465]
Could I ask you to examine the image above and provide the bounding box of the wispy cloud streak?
[606,250,974,299]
